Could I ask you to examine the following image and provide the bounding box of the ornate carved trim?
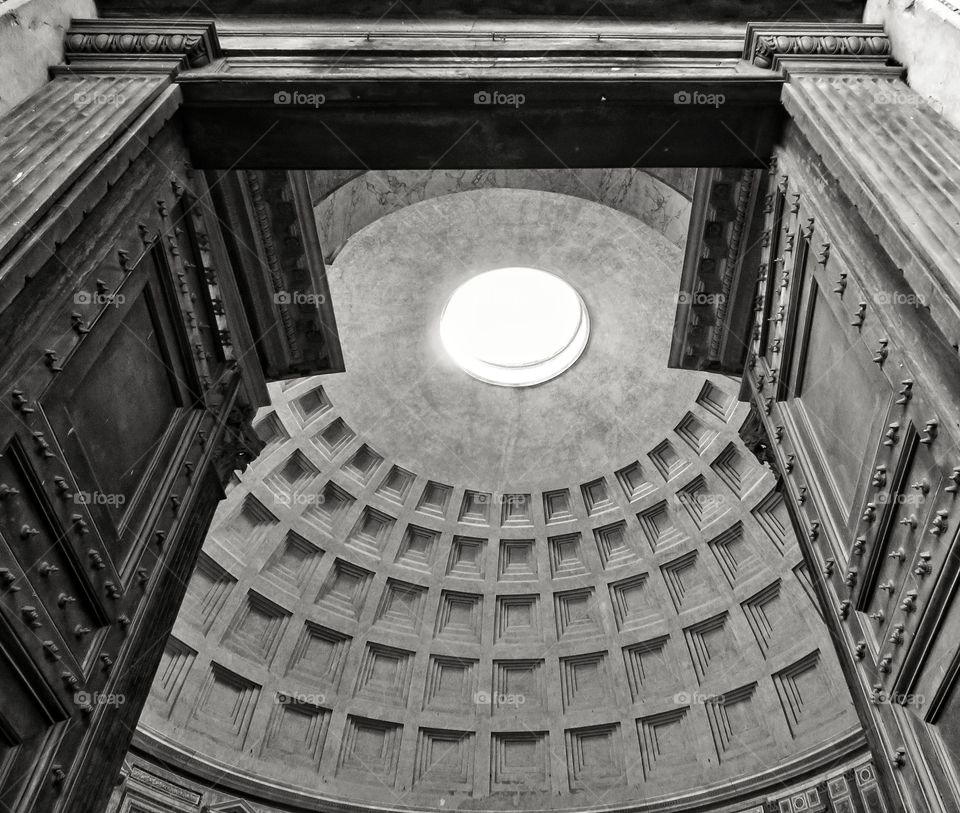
[243,171,301,359]
[65,20,222,72]
[743,23,891,73]
[207,168,344,380]
[669,167,762,373]
[711,170,756,360]
[129,765,202,805]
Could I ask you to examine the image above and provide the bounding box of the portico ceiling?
[96,0,865,21]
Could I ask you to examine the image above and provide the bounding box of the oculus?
[440,267,589,387]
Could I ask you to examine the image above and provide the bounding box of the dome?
[137,175,860,813]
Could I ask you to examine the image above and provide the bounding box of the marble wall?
[0,0,96,117]
[865,0,960,132]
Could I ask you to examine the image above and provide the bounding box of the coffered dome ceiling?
[138,177,863,812]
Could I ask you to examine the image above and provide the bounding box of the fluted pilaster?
[0,73,168,267]
[783,74,960,341]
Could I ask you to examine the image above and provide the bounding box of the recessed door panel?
[57,292,180,518]
[796,286,887,516]
[41,253,195,576]
[0,442,107,665]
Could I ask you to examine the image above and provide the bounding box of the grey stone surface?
[312,169,694,262]
[320,187,702,490]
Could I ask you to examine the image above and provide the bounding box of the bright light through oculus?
[440,267,589,387]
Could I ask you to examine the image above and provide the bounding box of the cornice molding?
[64,19,222,72]
[241,169,345,378]
[670,167,761,374]
[242,170,301,359]
[710,168,756,360]
[743,23,892,73]
[206,168,344,380]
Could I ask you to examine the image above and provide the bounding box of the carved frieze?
[669,167,762,373]
[208,168,345,380]
[64,20,222,71]
[743,23,891,73]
